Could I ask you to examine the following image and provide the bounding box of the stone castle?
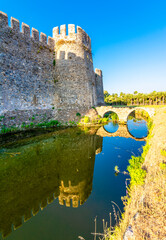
[0,11,104,127]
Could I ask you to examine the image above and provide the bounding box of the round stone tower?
[52,24,97,120]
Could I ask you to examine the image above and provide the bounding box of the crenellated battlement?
[53,24,91,51]
[0,11,55,49]
[0,11,92,51]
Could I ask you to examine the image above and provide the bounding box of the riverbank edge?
[108,107,166,240]
[0,111,110,136]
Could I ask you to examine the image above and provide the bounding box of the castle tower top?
[53,24,91,52]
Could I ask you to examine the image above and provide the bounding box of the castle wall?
[0,12,58,128]
[95,69,104,106]
[0,11,104,129]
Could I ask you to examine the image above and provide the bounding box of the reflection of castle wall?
[0,128,103,238]
[95,136,103,154]
[58,180,92,207]
[56,130,101,207]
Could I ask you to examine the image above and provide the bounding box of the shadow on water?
[0,126,146,240]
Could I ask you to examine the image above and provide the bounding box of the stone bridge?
[96,106,155,123]
[96,125,146,141]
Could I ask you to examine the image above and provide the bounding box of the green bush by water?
[102,117,109,123]
[84,116,90,123]
[0,119,78,135]
[127,156,146,186]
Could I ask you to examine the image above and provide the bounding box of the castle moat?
[0,120,147,240]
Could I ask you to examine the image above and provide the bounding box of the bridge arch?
[95,106,155,123]
[103,110,119,121]
[127,107,150,121]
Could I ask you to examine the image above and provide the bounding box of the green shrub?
[98,119,102,124]
[53,59,56,66]
[161,149,166,157]
[48,120,59,126]
[0,125,18,134]
[30,122,34,127]
[127,118,153,188]
[160,162,166,170]
[76,112,81,117]
[147,119,153,130]
[84,116,90,123]
[54,79,58,83]
[111,113,119,121]
[102,117,109,123]
[21,122,26,128]
[114,165,120,173]
[127,156,146,186]
[1,127,10,134]
[142,143,150,159]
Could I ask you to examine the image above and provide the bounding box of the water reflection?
[0,126,146,240]
[104,121,119,133]
[0,128,103,238]
[127,119,148,139]
[98,122,147,140]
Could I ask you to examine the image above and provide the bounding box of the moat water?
[0,120,147,240]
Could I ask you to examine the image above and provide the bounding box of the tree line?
[104,91,166,106]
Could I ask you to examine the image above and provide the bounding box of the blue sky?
[1,0,166,94]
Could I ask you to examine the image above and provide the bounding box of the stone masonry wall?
[52,24,98,121]
[0,11,104,129]
[95,68,104,105]
[0,11,57,128]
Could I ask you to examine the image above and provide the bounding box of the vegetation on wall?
[0,119,78,135]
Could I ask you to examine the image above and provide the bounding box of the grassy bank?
[107,107,166,239]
